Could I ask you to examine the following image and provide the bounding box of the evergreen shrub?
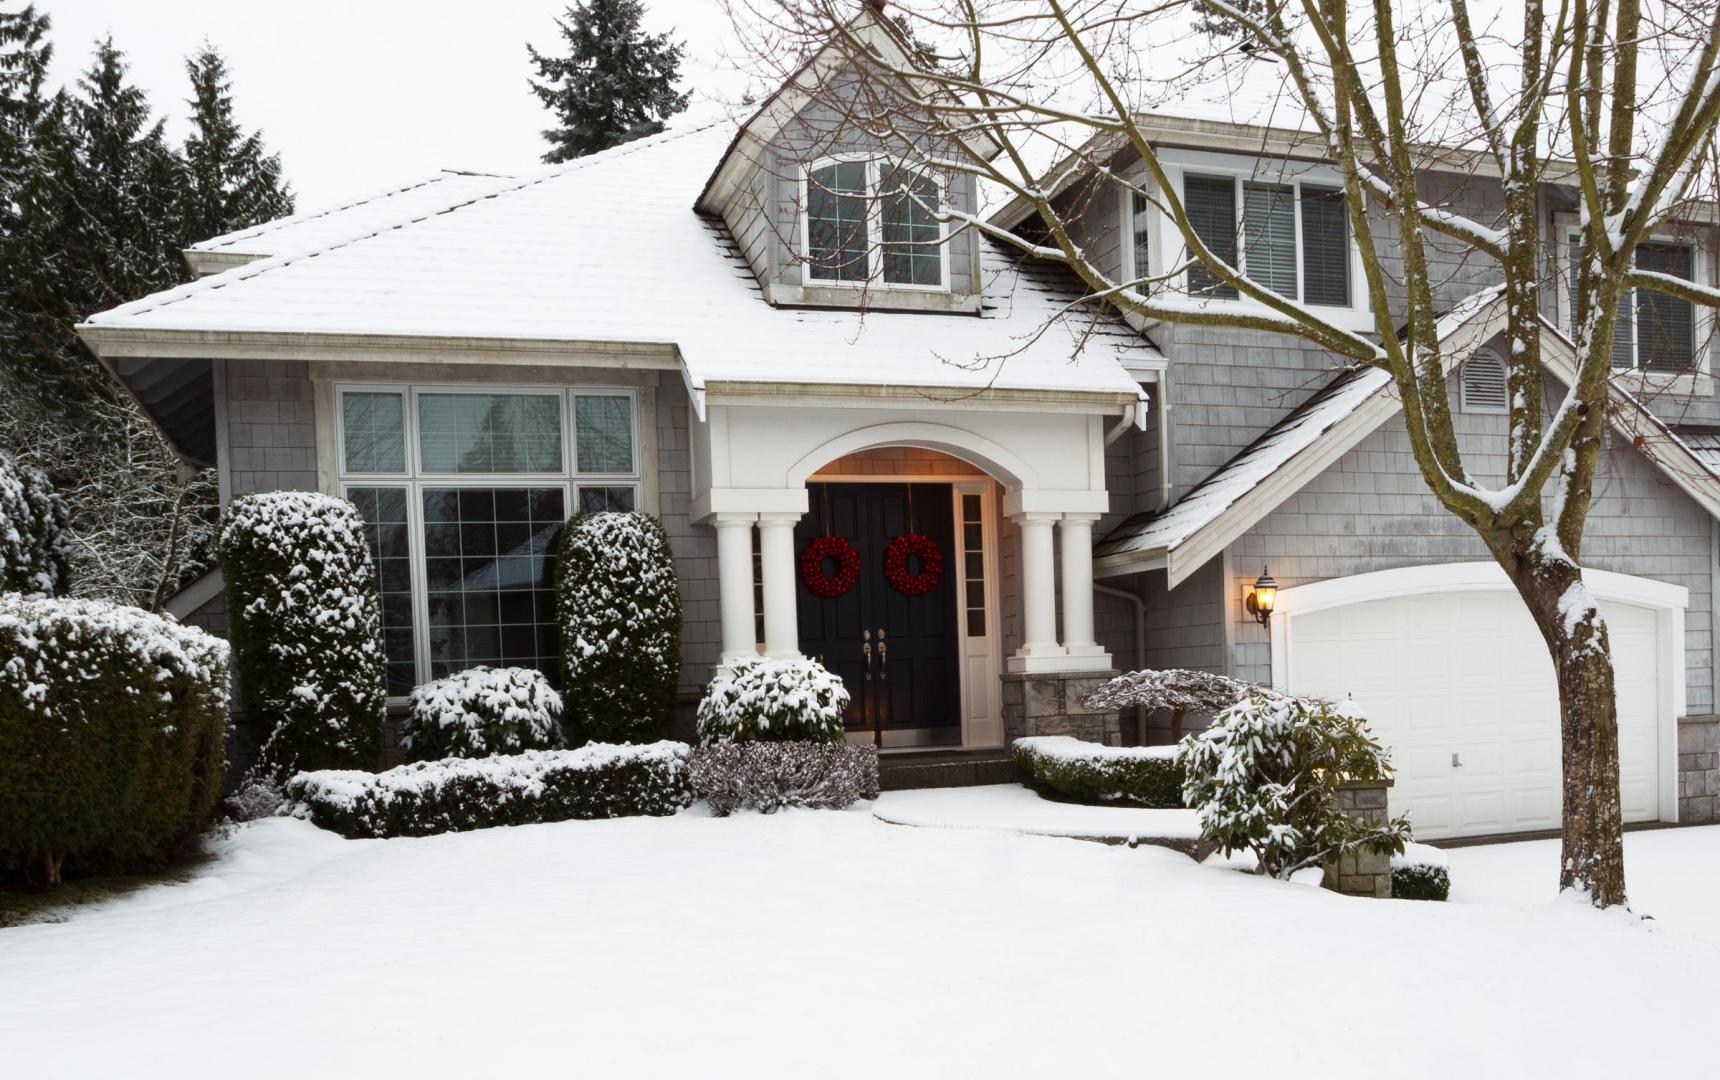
[557,512,681,744]
[1013,736,1184,808]
[0,595,228,884]
[217,491,386,776]
[696,657,850,744]
[403,666,566,761]
[0,452,71,597]
[1392,843,1452,901]
[284,741,693,839]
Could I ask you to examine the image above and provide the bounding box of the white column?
[1009,511,1064,671]
[713,514,758,666]
[757,512,803,660]
[1059,514,1107,660]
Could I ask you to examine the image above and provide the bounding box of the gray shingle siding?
[221,359,319,498]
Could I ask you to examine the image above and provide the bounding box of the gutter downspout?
[1156,368,1172,512]
[1093,580,1148,744]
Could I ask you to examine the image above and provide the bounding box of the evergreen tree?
[181,44,292,244]
[527,0,688,163]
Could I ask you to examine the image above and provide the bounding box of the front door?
[796,482,961,747]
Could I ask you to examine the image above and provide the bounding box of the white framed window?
[1177,170,1352,307]
[1560,227,1702,374]
[336,383,642,696]
[801,156,950,291]
[1121,184,1153,287]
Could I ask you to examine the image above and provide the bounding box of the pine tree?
[527,0,689,163]
[181,44,292,244]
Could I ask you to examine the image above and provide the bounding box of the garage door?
[1285,587,1664,840]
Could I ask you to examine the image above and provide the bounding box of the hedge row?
[283,741,693,839]
[0,595,228,882]
[689,742,878,816]
[1013,735,1185,808]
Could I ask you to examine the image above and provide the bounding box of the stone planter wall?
[1678,715,1720,823]
[1001,669,1122,745]
[1324,779,1394,898]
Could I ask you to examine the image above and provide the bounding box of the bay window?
[804,158,947,289]
[337,384,641,695]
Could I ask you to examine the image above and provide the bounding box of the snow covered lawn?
[3,812,1718,1079]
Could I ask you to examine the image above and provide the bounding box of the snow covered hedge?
[1392,843,1452,901]
[218,492,386,776]
[1178,693,1411,881]
[0,595,228,884]
[284,741,693,839]
[557,512,681,745]
[403,666,566,761]
[689,742,879,815]
[696,657,850,744]
[1013,736,1184,808]
[0,452,71,597]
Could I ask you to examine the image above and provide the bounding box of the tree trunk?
[1507,552,1628,907]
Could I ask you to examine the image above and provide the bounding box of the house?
[79,13,1720,841]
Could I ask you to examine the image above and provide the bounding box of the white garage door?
[1286,588,1664,840]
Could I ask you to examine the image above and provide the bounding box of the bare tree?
[723,0,1720,906]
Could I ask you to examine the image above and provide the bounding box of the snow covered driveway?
[3,813,1717,1079]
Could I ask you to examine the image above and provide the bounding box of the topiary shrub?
[0,595,228,885]
[218,491,386,777]
[1013,736,1184,808]
[1392,843,1452,901]
[689,742,879,815]
[1178,693,1411,881]
[403,666,566,762]
[283,741,693,839]
[557,511,682,745]
[0,452,71,597]
[696,657,850,744]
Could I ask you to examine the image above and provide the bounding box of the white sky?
[34,0,756,208]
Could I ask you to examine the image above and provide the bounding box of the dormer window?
[1181,173,1352,306]
[1564,232,1699,373]
[804,158,947,290]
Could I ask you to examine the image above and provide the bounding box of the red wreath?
[883,532,944,597]
[800,535,860,598]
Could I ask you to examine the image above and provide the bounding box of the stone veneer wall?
[1679,715,1720,823]
[1325,780,1394,898]
[1001,670,1122,745]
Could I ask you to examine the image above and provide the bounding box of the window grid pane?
[961,493,985,637]
[880,167,942,286]
[1130,190,1151,282]
[1243,182,1298,299]
[341,392,406,474]
[1184,175,1239,299]
[808,161,869,282]
[423,486,565,686]
[1300,185,1350,306]
[574,394,635,474]
[578,485,637,513]
[417,393,562,474]
[348,485,418,696]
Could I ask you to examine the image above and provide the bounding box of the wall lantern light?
[1245,566,1278,627]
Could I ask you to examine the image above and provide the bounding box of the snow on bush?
[689,742,879,815]
[557,512,682,745]
[0,452,71,597]
[1392,842,1452,901]
[1013,735,1184,808]
[217,491,386,776]
[283,741,692,839]
[696,657,850,744]
[0,594,228,884]
[1177,692,1411,881]
[403,666,566,761]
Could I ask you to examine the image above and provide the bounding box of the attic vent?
[1460,351,1509,414]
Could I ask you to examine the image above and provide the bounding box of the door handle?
[877,626,887,680]
[862,629,872,681]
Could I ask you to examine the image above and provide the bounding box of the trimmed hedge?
[0,595,228,883]
[0,452,71,597]
[1392,843,1452,901]
[557,512,682,745]
[403,666,566,761]
[689,742,879,815]
[1013,735,1184,808]
[218,491,386,776]
[696,657,850,744]
[284,741,693,839]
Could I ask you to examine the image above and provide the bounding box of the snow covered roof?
[83,119,1151,410]
[182,170,516,274]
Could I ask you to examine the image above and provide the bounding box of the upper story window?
[1179,172,1351,308]
[1564,232,1699,373]
[804,158,947,290]
[1123,188,1152,286]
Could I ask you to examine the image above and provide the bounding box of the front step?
[878,750,1019,792]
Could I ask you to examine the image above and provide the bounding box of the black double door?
[795,482,961,746]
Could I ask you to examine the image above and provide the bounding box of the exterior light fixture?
[1245,566,1278,626]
